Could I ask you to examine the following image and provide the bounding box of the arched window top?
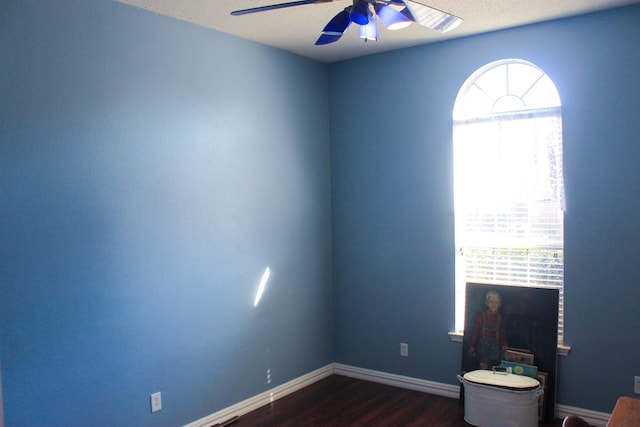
[453,59,561,121]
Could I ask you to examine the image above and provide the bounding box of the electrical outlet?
[634,376,640,394]
[400,343,408,357]
[150,392,162,413]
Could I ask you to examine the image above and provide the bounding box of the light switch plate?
[400,343,408,357]
[151,392,162,413]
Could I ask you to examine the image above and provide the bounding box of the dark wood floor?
[219,374,564,427]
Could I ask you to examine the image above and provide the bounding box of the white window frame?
[451,59,567,349]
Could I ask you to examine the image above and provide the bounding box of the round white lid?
[463,370,540,389]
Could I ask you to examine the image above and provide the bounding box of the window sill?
[448,331,571,356]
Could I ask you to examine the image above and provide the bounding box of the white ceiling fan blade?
[231,0,335,16]
[399,0,462,33]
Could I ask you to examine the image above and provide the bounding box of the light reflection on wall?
[253,267,270,308]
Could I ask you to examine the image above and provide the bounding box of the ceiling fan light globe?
[350,0,370,25]
[375,5,411,30]
[358,9,378,41]
[387,21,411,31]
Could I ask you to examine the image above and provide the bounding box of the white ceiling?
[116,0,639,63]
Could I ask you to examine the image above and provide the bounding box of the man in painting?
[468,290,508,370]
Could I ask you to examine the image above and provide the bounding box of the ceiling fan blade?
[231,0,335,16]
[315,33,343,45]
[399,0,462,33]
[321,9,351,35]
[315,9,351,45]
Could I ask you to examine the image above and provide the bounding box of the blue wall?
[331,4,640,414]
[0,1,333,426]
[2,0,639,425]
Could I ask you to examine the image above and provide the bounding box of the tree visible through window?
[453,59,565,343]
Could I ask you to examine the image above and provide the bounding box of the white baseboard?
[182,364,334,427]
[555,404,611,427]
[183,363,612,427]
[333,363,461,399]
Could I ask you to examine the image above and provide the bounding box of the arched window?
[453,59,565,343]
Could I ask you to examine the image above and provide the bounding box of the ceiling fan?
[231,0,463,45]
